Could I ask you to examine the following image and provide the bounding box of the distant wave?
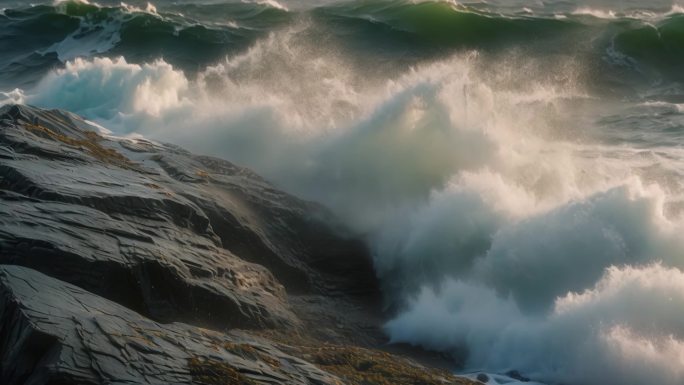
[313,0,580,47]
[5,0,684,88]
[0,0,289,85]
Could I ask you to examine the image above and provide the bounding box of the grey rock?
[0,104,378,330]
[506,370,530,382]
[0,265,343,385]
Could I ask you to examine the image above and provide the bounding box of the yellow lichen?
[302,345,467,385]
[24,123,134,169]
[188,357,256,385]
[222,342,281,368]
[255,332,478,385]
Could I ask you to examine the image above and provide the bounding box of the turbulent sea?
[5,0,684,384]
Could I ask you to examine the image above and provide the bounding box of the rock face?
[0,104,476,385]
[0,265,341,385]
[0,104,377,331]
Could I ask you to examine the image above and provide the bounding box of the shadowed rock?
[0,265,342,385]
[0,265,479,385]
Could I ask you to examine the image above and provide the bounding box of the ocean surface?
[3,1,684,384]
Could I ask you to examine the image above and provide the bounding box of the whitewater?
[4,1,684,384]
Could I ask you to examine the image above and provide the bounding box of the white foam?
[53,0,92,5]
[43,1,168,63]
[572,7,617,19]
[243,0,288,11]
[667,4,684,15]
[28,57,189,118]
[388,263,684,385]
[0,88,25,106]
[52,0,102,13]
[463,372,546,385]
[42,16,122,62]
[120,1,158,15]
[640,100,684,113]
[572,5,684,21]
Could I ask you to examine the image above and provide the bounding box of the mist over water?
[4,1,684,384]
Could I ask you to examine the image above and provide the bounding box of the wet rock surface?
[0,265,341,385]
[0,104,476,385]
[0,104,377,330]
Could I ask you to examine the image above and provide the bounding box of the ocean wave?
[608,14,684,81]
[5,0,684,88]
[313,0,579,47]
[0,0,289,85]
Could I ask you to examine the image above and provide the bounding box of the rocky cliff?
[0,104,476,385]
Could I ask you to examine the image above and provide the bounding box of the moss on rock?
[188,357,257,385]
